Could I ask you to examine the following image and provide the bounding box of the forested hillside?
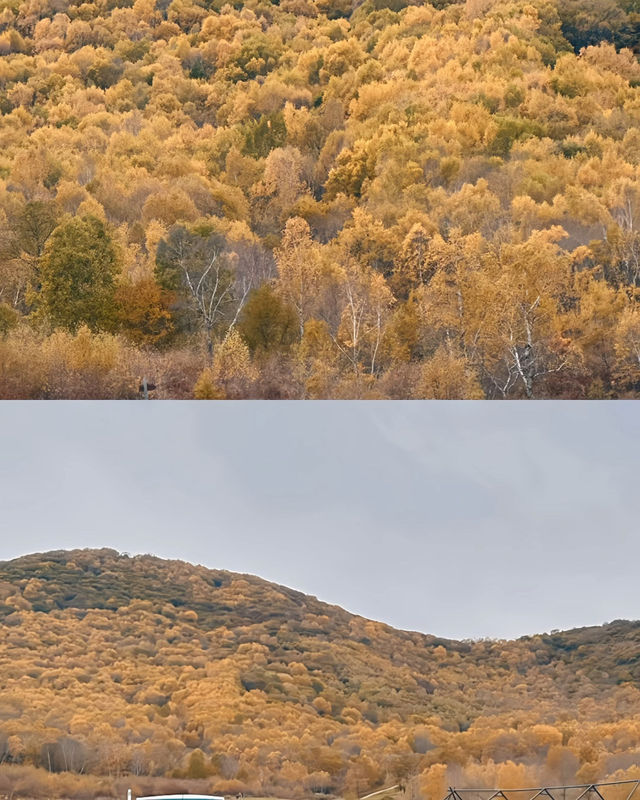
[2,549,640,799]
[0,0,640,397]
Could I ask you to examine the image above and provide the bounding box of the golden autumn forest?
[0,0,640,397]
[2,550,640,800]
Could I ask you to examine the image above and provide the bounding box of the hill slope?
[1,0,640,398]
[1,549,640,799]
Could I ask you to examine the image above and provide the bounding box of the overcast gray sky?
[0,402,636,640]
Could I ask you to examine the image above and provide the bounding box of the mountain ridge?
[0,547,461,648]
[3,547,636,644]
[2,549,640,800]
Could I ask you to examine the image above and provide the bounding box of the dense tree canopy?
[2,550,640,800]
[1,0,640,396]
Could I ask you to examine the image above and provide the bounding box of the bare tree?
[479,297,571,399]
[156,226,253,359]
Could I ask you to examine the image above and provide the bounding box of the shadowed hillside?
[1,549,640,800]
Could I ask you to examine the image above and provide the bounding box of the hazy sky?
[0,402,636,641]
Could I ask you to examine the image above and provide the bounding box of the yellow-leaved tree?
[275,217,324,339]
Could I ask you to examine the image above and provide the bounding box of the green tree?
[87,58,125,89]
[36,216,121,333]
[229,34,283,81]
[0,200,59,312]
[242,112,287,159]
[238,283,298,355]
[185,748,211,778]
[13,200,60,262]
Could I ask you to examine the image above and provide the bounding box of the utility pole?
[138,377,156,398]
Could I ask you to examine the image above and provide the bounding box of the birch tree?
[274,217,323,339]
[156,225,252,358]
[335,257,394,376]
